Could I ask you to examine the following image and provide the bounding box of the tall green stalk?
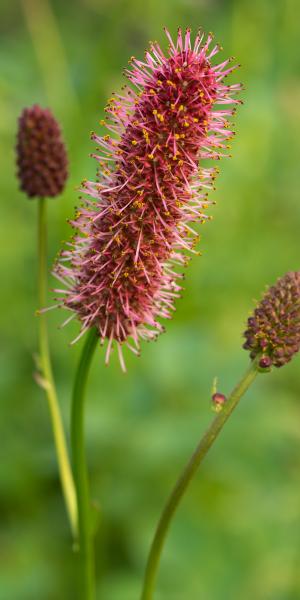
[21,0,80,114]
[71,327,99,600]
[140,360,259,600]
[37,197,78,538]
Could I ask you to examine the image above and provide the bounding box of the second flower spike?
[16,105,68,199]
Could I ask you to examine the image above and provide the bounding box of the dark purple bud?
[243,271,300,368]
[16,105,68,198]
[259,338,268,349]
[258,356,272,370]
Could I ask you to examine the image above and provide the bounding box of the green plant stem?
[71,327,99,600]
[140,360,259,600]
[21,0,80,114]
[37,197,78,538]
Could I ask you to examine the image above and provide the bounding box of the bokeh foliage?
[1,0,300,598]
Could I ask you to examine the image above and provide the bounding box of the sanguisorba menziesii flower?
[55,28,242,370]
[243,271,300,369]
[16,105,68,198]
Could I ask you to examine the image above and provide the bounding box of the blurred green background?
[1,0,300,598]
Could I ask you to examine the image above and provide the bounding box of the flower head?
[55,28,241,369]
[243,271,300,368]
[16,105,68,198]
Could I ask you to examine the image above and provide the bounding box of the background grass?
[1,0,300,598]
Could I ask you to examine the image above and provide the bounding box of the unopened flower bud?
[16,105,68,198]
[258,356,272,370]
[212,392,227,412]
[243,271,300,368]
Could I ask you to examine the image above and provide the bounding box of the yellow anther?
[150,89,156,95]
[193,118,199,122]
[131,140,138,145]
[184,121,190,127]
[175,133,180,139]
[99,119,106,126]
[179,105,184,112]
[148,153,154,159]
[171,103,176,109]
[157,80,162,85]
[143,129,150,142]
[152,109,158,115]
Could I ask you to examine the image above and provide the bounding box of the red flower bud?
[16,105,68,198]
[244,272,300,368]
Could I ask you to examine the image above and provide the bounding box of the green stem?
[140,360,259,600]
[21,0,80,114]
[37,197,78,538]
[71,327,99,600]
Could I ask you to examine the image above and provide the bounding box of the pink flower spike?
[54,28,242,370]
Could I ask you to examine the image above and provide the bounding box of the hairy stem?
[71,327,99,600]
[140,360,259,600]
[37,197,78,537]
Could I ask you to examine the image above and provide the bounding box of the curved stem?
[71,326,99,600]
[140,360,259,600]
[37,197,78,538]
